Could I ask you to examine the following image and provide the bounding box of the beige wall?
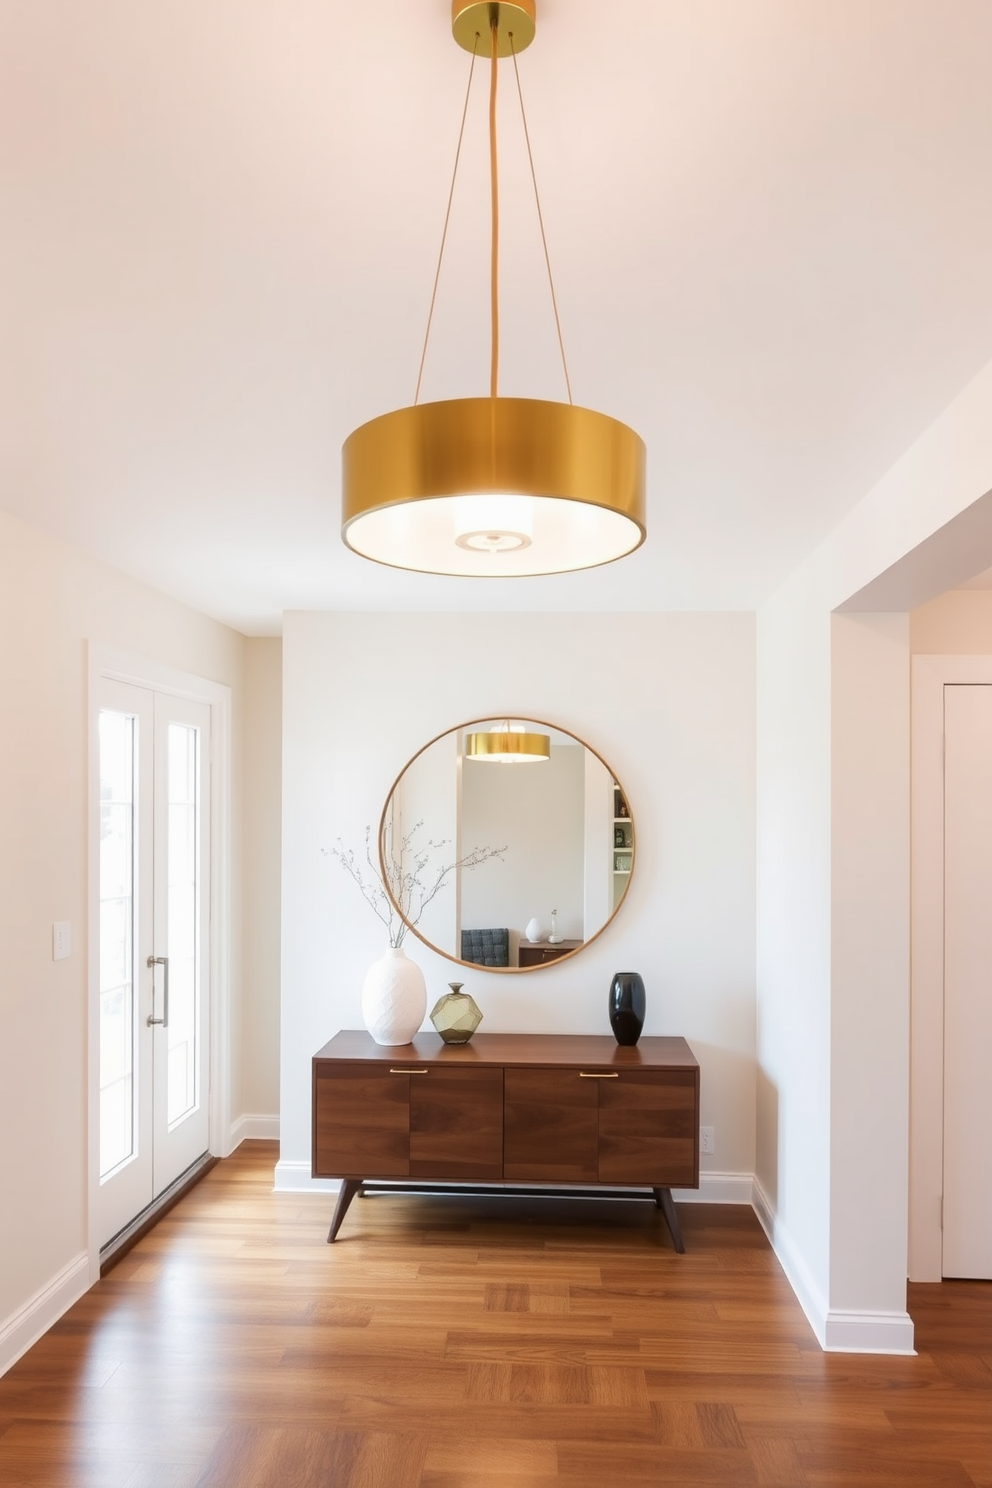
[0,508,280,1369]
[911,587,992,652]
[241,638,282,1119]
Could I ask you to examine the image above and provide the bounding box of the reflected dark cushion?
[461,927,509,967]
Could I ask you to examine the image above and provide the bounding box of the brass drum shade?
[451,0,536,57]
[341,396,647,578]
[465,728,551,761]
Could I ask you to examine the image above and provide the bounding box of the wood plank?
[422,1435,558,1475]
[1,1144,990,1488]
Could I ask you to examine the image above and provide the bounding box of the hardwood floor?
[1,1141,989,1486]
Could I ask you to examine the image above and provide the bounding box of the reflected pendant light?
[464,719,551,762]
[341,0,646,577]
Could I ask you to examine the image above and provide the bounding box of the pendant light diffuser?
[342,396,645,578]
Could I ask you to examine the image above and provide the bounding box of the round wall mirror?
[379,717,635,972]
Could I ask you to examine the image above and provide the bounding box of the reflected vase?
[608,971,646,1046]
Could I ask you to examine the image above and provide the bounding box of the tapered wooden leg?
[327,1178,361,1242]
[653,1186,685,1252]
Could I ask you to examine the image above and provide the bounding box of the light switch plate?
[53,921,71,961]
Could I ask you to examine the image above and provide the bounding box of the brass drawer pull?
[579,1071,619,1078]
[390,1067,429,1074]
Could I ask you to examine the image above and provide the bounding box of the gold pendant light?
[464,719,551,762]
[341,0,646,578]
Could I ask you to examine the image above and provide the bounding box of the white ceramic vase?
[525,917,544,943]
[361,945,427,1045]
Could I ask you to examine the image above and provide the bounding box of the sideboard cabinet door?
[314,1064,410,1178]
[503,1068,598,1182]
[410,1066,504,1179]
[598,1070,698,1187]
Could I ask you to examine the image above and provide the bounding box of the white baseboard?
[0,1252,90,1379]
[753,1174,830,1346]
[274,1160,342,1193]
[230,1113,280,1147]
[822,1309,916,1354]
[752,1176,915,1355]
[675,1172,754,1204]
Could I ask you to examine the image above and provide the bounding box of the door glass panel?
[99,710,136,1179]
[167,722,199,1126]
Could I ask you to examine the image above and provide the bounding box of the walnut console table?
[312,1031,699,1251]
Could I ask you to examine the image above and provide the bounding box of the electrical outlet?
[53,921,71,961]
[700,1125,715,1156]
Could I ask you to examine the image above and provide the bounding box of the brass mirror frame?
[378,715,635,973]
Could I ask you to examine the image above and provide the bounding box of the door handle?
[147,955,169,1027]
[579,1072,619,1078]
[391,1068,428,1074]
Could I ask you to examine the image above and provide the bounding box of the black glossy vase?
[609,971,646,1046]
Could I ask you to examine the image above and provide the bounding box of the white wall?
[756,353,992,1353]
[827,356,992,612]
[0,508,281,1374]
[755,577,833,1323]
[280,610,757,1195]
[829,614,911,1322]
[756,597,913,1352]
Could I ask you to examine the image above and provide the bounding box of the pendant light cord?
[414,38,479,406]
[415,19,571,409]
[489,20,499,399]
[510,37,573,405]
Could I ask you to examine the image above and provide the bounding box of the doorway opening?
[910,654,992,1281]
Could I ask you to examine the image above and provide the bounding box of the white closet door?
[943,683,992,1279]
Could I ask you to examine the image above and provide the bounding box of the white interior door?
[942,682,992,1280]
[96,678,211,1250]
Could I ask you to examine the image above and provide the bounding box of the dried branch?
[326,821,506,948]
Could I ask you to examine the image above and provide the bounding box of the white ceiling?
[4,1,992,635]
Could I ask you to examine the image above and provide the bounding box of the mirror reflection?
[379,718,634,971]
